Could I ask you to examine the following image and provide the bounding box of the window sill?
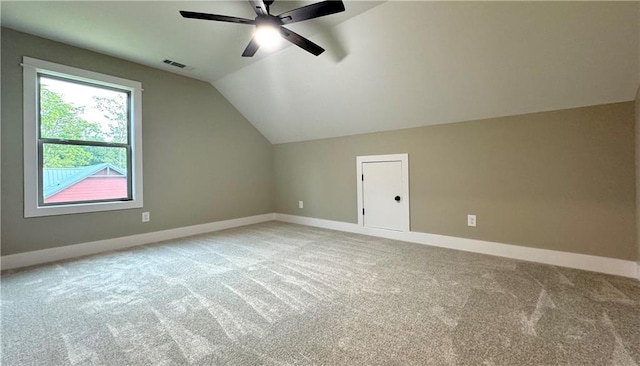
[25,199,143,218]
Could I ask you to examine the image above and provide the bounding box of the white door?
[361,160,407,231]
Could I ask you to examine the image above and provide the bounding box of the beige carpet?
[2,221,639,365]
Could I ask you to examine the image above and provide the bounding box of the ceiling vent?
[162,59,194,71]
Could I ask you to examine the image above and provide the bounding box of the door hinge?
[362,208,365,215]
[361,174,364,181]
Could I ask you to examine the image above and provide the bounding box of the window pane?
[42,143,129,204]
[39,75,129,144]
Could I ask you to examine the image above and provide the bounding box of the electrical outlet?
[298,201,304,209]
[467,214,476,227]
[142,211,150,222]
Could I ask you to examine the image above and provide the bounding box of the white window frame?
[23,56,143,217]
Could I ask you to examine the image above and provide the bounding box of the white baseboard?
[1,213,276,271]
[275,213,639,280]
[3,212,637,280]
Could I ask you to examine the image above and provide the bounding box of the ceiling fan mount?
[180,0,345,57]
[260,0,275,13]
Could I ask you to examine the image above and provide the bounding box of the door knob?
[395,195,401,202]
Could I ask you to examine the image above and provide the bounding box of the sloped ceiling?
[0,1,382,81]
[214,1,640,144]
[3,1,639,144]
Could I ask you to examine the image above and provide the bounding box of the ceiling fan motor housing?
[255,15,283,28]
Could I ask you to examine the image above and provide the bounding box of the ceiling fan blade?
[242,37,260,57]
[279,27,324,56]
[248,0,269,15]
[180,11,255,25]
[278,1,345,25]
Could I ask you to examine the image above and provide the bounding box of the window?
[23,57,143,217]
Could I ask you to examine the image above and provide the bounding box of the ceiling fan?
[180,0,345,57]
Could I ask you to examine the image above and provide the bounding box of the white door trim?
[356,153,410,232]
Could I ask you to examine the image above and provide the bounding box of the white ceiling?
[0,1,382,81]
[3,1,639,144]
[214,1,640,143]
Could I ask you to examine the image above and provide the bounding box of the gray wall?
[2,28,637,263]
[274,103,637,260]
[636,86,640,263]
[1,28,274,256]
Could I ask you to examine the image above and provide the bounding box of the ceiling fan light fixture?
[180,0,345,57]
[254,25,281,50]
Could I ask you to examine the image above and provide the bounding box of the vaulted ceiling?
[0,1,382,81]
[3,1,639,144]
